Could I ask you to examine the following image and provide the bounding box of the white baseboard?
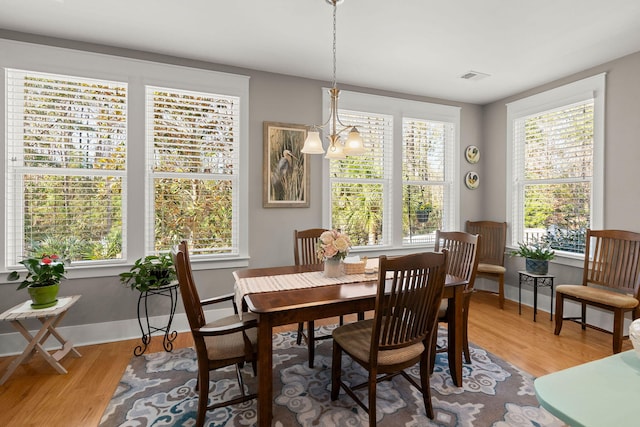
[0,306,233,357]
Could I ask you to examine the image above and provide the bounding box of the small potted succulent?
[8,254,67,308]
[511,241,555,275]
[119,254,176,292]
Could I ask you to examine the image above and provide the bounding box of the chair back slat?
[466,220,506,266]
[435,231,479,292]
[372,252,447,353]
[584,229,640,296]
[294,228,327,266]
[172,241,206,330]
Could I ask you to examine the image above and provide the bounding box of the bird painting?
[265,123,308,206]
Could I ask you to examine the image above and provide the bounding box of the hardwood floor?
[0,291,631,426]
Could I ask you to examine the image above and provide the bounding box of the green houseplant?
[7,254,67,308]
[119,254,176,292]
[511,241,555,275]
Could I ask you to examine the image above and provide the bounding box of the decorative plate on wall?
[465,145,480,164]
[465,171,479,189]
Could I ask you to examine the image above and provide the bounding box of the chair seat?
[477,263,506,275]
[332,319,425,367]
[204,312,258,360]
[556,284,639,309]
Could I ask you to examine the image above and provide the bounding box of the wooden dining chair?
[554,229,640,354]
[431,230,479,367]
[294,228,346,368]
[172,241,258,427]
[465,220,507,309]
[330,251,448,425]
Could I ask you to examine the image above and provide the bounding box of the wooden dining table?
[233,264,467,427]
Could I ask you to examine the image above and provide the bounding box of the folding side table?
[0,295,81,385]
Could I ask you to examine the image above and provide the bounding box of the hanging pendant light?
[301,0,365,157]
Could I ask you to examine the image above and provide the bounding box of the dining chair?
[294,228,346,368]
[431,231,479,369]
[172,241,258,427]
[554,229,640,354]
[465,220,507,309]
[330,251,448,425]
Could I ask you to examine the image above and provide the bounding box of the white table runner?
[234,271,379,317]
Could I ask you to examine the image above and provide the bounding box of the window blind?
[6,69,127,265]
[146,86,240,256]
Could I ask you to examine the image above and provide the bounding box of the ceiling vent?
[460,70,490,81]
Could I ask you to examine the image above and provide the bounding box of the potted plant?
[511,241,555,275]
[7,254,67,309]
[119,254,177,292]
[416,202,433,223]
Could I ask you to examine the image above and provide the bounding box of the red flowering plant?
[7,254,67,290]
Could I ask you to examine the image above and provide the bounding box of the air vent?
[460,70,490,81]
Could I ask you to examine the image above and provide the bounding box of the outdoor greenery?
[119,254,176,292]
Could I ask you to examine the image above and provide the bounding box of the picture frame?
[263,122,310,208]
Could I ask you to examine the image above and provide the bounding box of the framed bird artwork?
[263,122,310,207]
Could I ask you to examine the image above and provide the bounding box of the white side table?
[0,295,81,385]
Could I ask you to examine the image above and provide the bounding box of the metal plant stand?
[134,282,179,356]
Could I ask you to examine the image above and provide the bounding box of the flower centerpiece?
[8,254,67,308]
[511,241,555,275]
[316,230,351,277]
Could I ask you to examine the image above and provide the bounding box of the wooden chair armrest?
[194,318,258,337]
[200,293,234,306]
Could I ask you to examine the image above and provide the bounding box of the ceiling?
[2,0,640,104]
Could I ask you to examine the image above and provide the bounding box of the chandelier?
[301,0,365,159]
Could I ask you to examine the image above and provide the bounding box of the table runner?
[234,271,378,318]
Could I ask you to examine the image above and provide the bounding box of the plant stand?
[134,282,179,356]
[518,271,554,322]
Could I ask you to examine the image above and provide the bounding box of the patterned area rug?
[100,327,563,426]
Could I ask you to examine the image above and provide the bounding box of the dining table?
[233,264,467,427]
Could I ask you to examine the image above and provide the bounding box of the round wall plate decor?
[465,171,479,189]
[465,145,480,164]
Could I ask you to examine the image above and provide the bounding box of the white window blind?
[403,118,454,245]
[6,69,127,266]
[512,99,594,253]
[329,109,393,247]
[146,86,240,256]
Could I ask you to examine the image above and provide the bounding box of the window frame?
[322,89,460,253]
[0,39,250,278]
[506,73,605,260]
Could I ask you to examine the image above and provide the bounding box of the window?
[6,69,127,265]
[2,39,249,274]
[147,86,241,256]
[507,74,605,255]
[324,90,460,250]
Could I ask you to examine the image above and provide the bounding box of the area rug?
[100,327,563,426]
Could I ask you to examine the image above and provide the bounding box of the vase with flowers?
[7,254,67,309]
[316,230,351,278]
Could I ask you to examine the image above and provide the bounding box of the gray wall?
[0,31,483,336]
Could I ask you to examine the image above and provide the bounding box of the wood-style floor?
[0,291,631,427]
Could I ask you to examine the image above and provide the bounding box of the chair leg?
[429,324,437,374]
[367,368,377,427]
[554,293,564,335]
[613,309,624,354]
[462,303,471,364]
[420,351,435,419]
[296,322,304,345]
[331,340,342,401]
[196,368,209,427]
[498,273,505,309]
[581,303,587,330]
[308,320,315,368]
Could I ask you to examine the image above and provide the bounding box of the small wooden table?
[0,295,82,385]
[535,350,640,427]
[234,265,466,427]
